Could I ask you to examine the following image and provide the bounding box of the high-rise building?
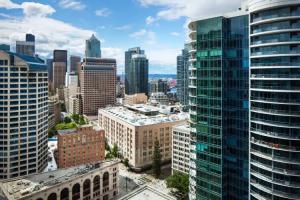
[85,34,101,58]
[70,55,81,74]
[52,50,67,92]
[81,58,116,116]
[57,125,105,168]
[177,44,190,106]
[188,8,249,200]
[48,95,61,129]
[248,1,300,199]
[16,33,35,56]
[149,79,169,95]
[125,47,148,95]
[0,50,48,179]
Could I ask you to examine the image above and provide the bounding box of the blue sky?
[0,0,243,74]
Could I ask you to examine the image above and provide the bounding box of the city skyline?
[0,0,244,74]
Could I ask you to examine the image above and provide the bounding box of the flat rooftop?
[99,105,188,126]
[172,123,190,133]
[119,185,176,200]
[0,160,119,200]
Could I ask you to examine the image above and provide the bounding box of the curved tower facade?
[249,0,300,199]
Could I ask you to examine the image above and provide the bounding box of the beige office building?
[81,58,116,116]
[98,104,188,171]
[124,93,147,105]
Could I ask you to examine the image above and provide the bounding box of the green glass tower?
[188,11,249,200]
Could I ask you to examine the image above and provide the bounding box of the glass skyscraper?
[177,44,190,107]
[188,10,249,200]
[249,0,300,199]
[85,34,101,58]
[0,50,48,179]
[125,47,148,95]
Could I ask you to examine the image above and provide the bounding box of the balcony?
[251,62,300,67]
[250,128,300,140]
[251,37,300,46]
[251,107,300,116]
[251,117,300,128]
[250,85,300,91]
[251,49,300,57]
[250,96,300,105]
[251,159,300,176]
[251,24,300,35]
[250,74,300,79]
[251,168,300,187]
[252,12,300,23]
[251,137,300,151]
[251,181,300,200]
[251,149,300,164]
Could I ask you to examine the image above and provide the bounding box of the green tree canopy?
[166,171,189,197]
[152,140,162,178]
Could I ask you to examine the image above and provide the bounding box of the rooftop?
[99,105,188,126]
[172,123,190,133]
[0,160,119,200]
[119,185,176,200]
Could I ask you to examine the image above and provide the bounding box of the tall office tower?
[248,1,300,199]
[0,50,48,179]
[85,34,101,58]
[52,50,67,92]
[81,58,116,116]
[177,44,190,107]
[16,33,35,56]
[188,9,249,200]
[125,48,148,95]
[125,47,145,95]
[70,55,81,74]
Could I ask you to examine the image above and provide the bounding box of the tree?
[64,116,72,123]
[111,144,119,158]
[152,140,162,178]
[166,171,189,198]
[123,158,129,168]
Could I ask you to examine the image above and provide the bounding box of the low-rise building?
[119,185,176,200]
[172,124,190,174]
[0,160,119,200]
[57,125,105,168]
[98,104,188,171]
[149,92,169,106]
[124,93,147,105]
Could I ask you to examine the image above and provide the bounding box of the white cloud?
[0,0,123,72]
[115,24,131,30]
[170,32,180,36]
[145,16,155,24]
[0,0,20,9]
[130,29,156,45]
[95,8,111,17]
[59,0,86,10]
[21,2,55,17]
[137,0,244,20]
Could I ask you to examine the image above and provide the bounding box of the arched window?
[83,179,91,197]
[93,175,100,192]
[47,193,57,200]
[72,183,80,200]
[60,188,69,200]
[103,172,109,187]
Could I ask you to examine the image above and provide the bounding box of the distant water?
[118,74,176,80]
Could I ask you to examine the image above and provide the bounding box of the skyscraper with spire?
[85,34,101,58]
